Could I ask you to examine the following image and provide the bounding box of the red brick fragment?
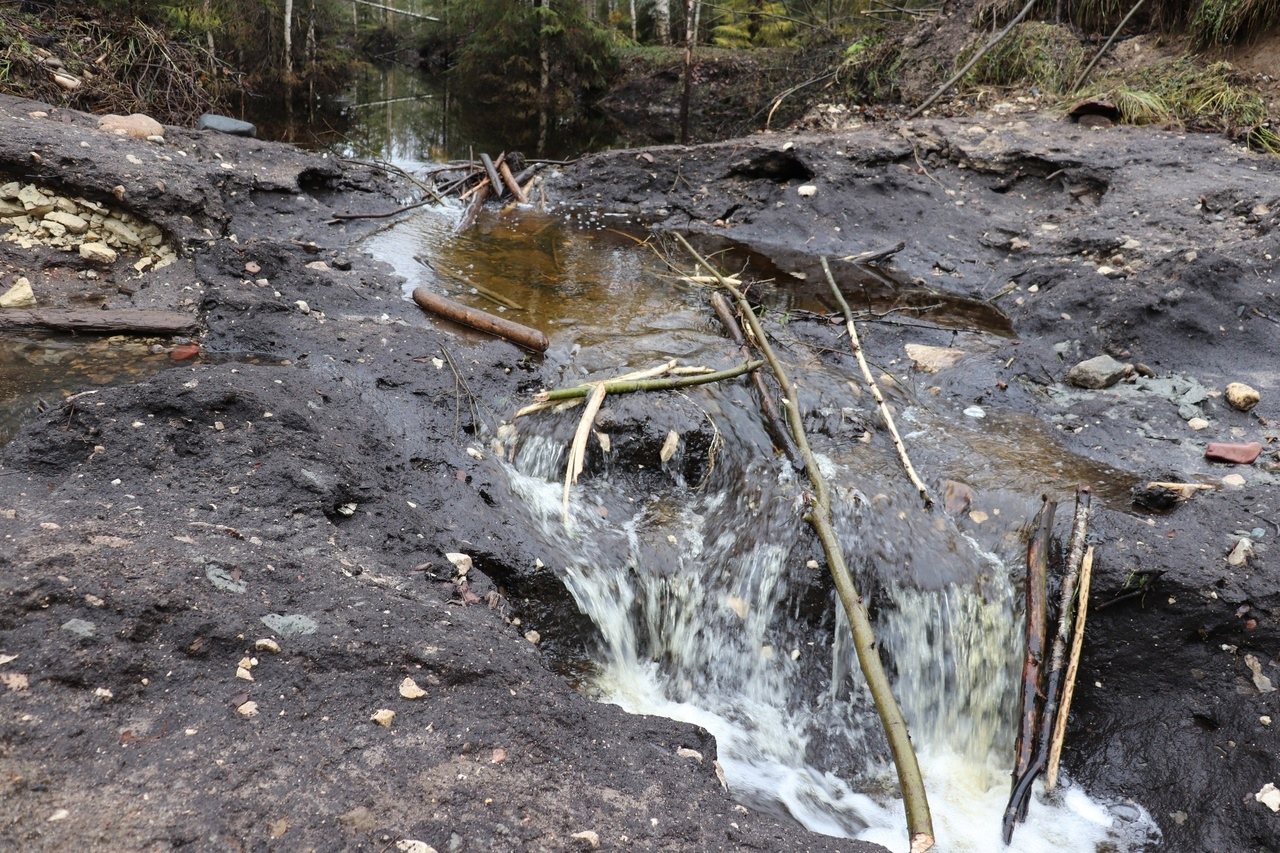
[1204,442,1262,464]
[170,343,200,361]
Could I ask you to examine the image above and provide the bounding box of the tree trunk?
[282,0,294,81]
[630,0,637,40]
[652,0,670,44]
[679,0,695,143]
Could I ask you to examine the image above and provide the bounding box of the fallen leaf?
[371,708,396,727]
[399,677,427,699]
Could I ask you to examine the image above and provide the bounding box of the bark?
[283,0,294,81]
[652,0,670,44]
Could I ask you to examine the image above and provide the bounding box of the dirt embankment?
[0,95,880,852]
[547,114,1279,851]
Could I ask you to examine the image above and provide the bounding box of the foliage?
[1189,0,1280,45]
[962,22,1084,95]
[710,0,798,47]
[1085,59,1280,153]
[452,0,619,103]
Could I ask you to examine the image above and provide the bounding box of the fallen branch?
[821,257,933,509]
[675,233,934,853]
[838,241,906,266]
[709,291,802,467]
[412,287,548,352]
[499,161,528,203]
[479,153,506,201]
[327,196,435,224]
[0,309,197,335]
[1003,497,1056,843]
[905,0,1039,119]
[1046,545,1094,789]
[348,0,439,20]
[534,360,762,403]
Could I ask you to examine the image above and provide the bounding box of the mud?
[547,114,1279,850]
[0,95,877,852]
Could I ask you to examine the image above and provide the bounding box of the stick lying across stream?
[674,232,935,853]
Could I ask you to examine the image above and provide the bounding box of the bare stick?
[0,309,197,335]
[674,233,934,853]
[905,0,1039,120]
[562,383,607,526]
[1072,0,1148,92]
[535,361,763,403]
[821,257,933,509]
[1003,497,1055,843]
[1039,487,1092,792]
[1046,546,1094,789]
[499,161,528,203]
[709,291,802,467]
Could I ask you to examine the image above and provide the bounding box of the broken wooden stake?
[1046,545,1094,790]
[412,287,548,352]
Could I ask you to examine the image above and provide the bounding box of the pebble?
[370,708,396,727]
[796,185,817,197]
[0,277,35,308]
[78,242,118,265]
[570,831,601,848]
[1186,417,1210,431]
[1221,473,1247,489]
[236,700,259,717]
[1067,354,1130,389]
[254,638,281,654]
[1225,382,1260,412]
[399,677,427,699]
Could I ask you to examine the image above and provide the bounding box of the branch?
[673,232,934,853]
[821,257,933,509]
[1046,545,1094,789]
[536,360,763,402]
[1072,0,1148,92]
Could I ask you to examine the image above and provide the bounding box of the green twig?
[537,360,763,402]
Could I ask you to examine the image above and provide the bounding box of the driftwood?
[709,291,802,467]
[454,180,491,234]
[0,308,198,335]
[479,153,506,201]
[412,287,549,352]
[1038,487,1092,791]
[1003,497,1056,843]
[838,241,907,266]
[1046,545,1094,789]
[675,233,935,853]
[906,0,1039,119]
[498,161,528,203]
[821,257,933,509]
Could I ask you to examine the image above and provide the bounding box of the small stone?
[61,618,96,638]
[1221,473,1247,489]
[45,210,88,234]
[0,277,36,308]
[94,686,113,700]
[235,666,254,682]
[98,113,164,139]
[294,300,310,314]
[260,613,317,636]
[371,708,396,727]
[254,638,281,654]
[1186,417,1210,431]
[236,700,259,717]
[524,630,541,644]
[52,72,81,90]
[394,842,437,853]
[1067,354,1130,389]
[796,185,817,197]
[1205,442,1262,464]
[101,218,142,247]
[1257,783,1280,812]
[570,831,600,848]
[1227,538,1254,567]
[905,343,967,373]
[305,261,330,272]
[245,261,261,274]
[676,747,704,763]
[1225,382,1260,412]
[399,677,427,699]
[170,343,200,361]
[79,242,118,265]
[197,113,257,137]
[47,809,70,822]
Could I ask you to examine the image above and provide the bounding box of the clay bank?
[0,90,1277,853]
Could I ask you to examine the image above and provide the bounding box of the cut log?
[498,161,528,203]
[412,287,548,353]
[0,309,198,335]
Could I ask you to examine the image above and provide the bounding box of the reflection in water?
[0,335,175,445]
[247,64,619,162]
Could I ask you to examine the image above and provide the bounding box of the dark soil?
[0,95,878,853]
[546,115,1279,850]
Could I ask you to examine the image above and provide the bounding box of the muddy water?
[359,191,1160,850]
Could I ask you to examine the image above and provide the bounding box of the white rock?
[45,210,88,234]
[370,708,396,727]
[79,242,118,265]
[570,831,600,848]
[398,677,427,699]
[1186,417,1210,431]
[905,343,968,373]
[254,638,281,654]
[0,277,36,308]
[1256,783,1280,812]
[395,842,438,853]
[445,552,472,574]
[796,185,817,197]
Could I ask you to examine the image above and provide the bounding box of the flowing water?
[357,167,1160,847]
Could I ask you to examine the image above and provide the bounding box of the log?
[479,153,506,201]
[454,180,490,234]
[498,161,528,203]
[1003,497,1056,843]
[1038,487,1091,792]
[0,309,198,335]
[709,291,802,467]
[412,287,548,352]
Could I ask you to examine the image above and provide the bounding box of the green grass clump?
[1190,0,1280,46]
[962,22,1085,96]
[1086,59,1280,154]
